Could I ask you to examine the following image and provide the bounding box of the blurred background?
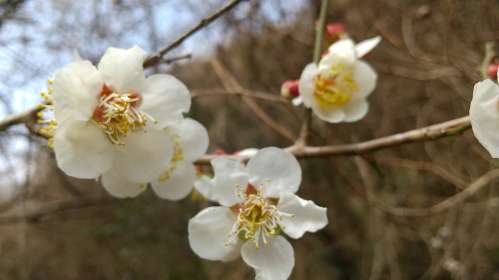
[0,0,498,279]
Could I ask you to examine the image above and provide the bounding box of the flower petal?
[342,99,368,122]
[141,74,191,127]
[326,38,356,65]
[188,206,241,262]
[53,120,113,179]
[298,63,317,108]
[211,157,249,206]
[246,147,301,198]
[114,126,173,183]
[355,36,381,58]
[352,60,377,100]
[311,101,346,123]
[194,175,218,202]
[101,168,146,198]
[170,118,208,161]
[241,235,295,280]
[52,60,103,121]
[151,161,196,200]
[277,193,328,239]
[470,79,499,158]
[97,46,147,93]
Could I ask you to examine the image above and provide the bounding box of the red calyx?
[281,80,300,98]
[487,63,498,80]
[326,23,346,36]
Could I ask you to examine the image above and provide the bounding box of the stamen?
[314,63,358,108]
[92,85,152,145]
[226,184,291,249]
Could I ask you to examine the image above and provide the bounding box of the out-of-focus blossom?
[298,36,381,123]
[470,77,499,158]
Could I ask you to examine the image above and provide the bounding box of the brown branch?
[0,106,41,132]
[0,196,113,225]
[162,53,192,64]
[191,89,288,104]
[143,0,248,68]
[195,115,471,164]
[210,59,296,142]
[379,169,499,217]
[370,156,468,190]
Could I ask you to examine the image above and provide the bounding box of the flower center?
[227,184,290,249]
[314,63,358,108]
[92,85,150,145]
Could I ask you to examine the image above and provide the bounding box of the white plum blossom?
[297,36,381,123]
[470,74,499,158]
[51,46,203,198]
[148,118,209,200]
[188,147,328,280]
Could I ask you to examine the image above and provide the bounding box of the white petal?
[53,120,113,179]
[298,63,317,108]
[246,147,301,198]
[352,60,377,100]
[342,99,369,122]
[188,206,241,262]
[311,100,346,123]
[151,161,196,200]
[470,79,499,158]
[211,157,249,206]
[236,148,258,157]
[355,36,381,58]
[170,118,209,161]
[101,169,146,198]
[241,235,295,280]
[194,175,218,202]
[52,60,103,121]
[291,96,303,106]
[141,74,191,127]
[97,46,147,93]
[327,38,357,65]
[114,126,173,183]
[277,193,328,239]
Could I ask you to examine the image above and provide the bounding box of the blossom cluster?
[42,46,208,200]
[36,22,391,280]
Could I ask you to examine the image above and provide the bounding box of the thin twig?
[297,0,329,146]
[143,0,248,68]
[191,89,288,104]
[210,59,296,142]
[479,42,495,79]
[0,106,41,132]
[195,115,471,164]
[380,169,499,217]
[162,53,192,64]
[0,196,113,225]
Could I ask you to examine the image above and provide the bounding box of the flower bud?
[487,63,498,80]
[325,22,346,43]
[281,80,300,98]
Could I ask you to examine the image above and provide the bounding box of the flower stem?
[313,0,330,64]
[297,0,330,146]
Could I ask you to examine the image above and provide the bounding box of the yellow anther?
[314,63,358,108]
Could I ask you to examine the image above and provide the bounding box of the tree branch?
[143,0,248,68]
[0,196,113,225]
[194,116,471,164]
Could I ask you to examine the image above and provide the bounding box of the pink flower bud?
[326,23,346,36]
[281,80,300,98]
[487,63,498,80]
